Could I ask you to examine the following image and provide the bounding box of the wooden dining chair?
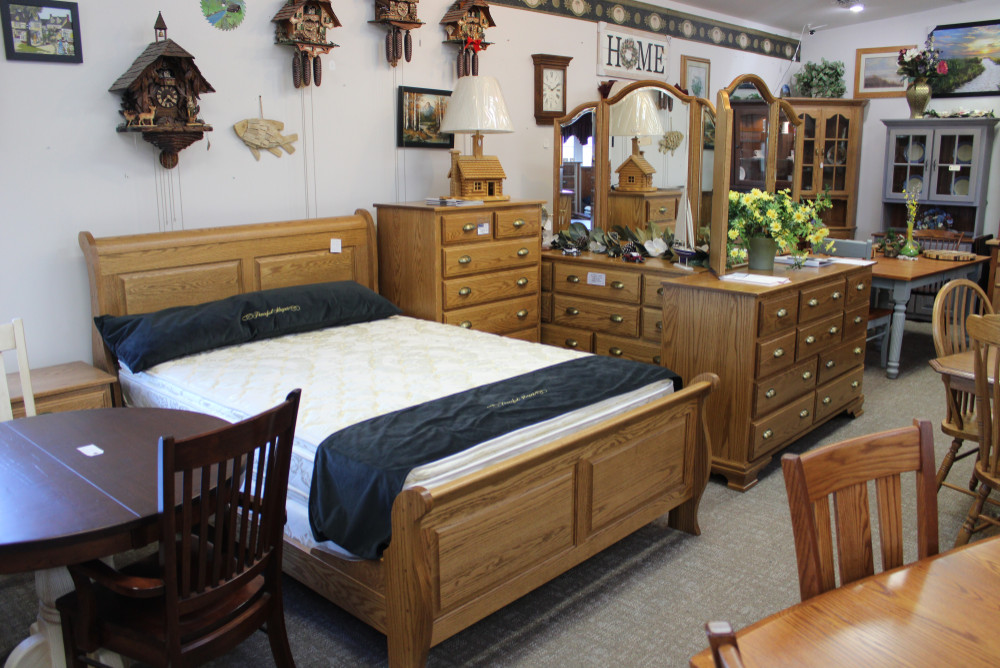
[932,279,994,494]
[57,389,302,668]
[913,229,965,251]
[781,419,939,601]
[0,318,36,421]
[703,621,745,668]
[955,314,1000,545]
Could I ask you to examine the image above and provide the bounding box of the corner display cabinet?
[787,98,867,240]
[881,118,998,237]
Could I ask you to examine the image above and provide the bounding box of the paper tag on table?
[719,273,791,286]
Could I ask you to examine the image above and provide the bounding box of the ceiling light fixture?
[835,0,865,13]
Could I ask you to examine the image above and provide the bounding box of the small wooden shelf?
[7,361,118,418]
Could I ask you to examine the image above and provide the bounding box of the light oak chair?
[955,314,1000,545]
[781,419,939,601]
[932,279,994,495]
[703,621,745,668]
[57,389,302,668]
[0,318,35,421]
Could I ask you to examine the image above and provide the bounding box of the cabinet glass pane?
[775,108,795,190]
[889,133,927,196]
[934,164,973,197]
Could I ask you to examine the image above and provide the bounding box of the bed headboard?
[80,210,378,375]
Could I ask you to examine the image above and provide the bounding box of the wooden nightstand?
[6,361,118,418]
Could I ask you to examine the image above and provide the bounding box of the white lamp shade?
[441,75,514,134]
[609,82,664,137]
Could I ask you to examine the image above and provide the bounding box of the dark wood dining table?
[0,407,227,668]
[689,535,1000,667]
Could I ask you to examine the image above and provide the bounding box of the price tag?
[586,272,606,286]
[477,222,490,235]
[949,165,960,172]
[77,444,104,457]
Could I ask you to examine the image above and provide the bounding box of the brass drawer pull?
[653,355,661,364]
[763,429,773,440]
[808,299,819,307]
[517,248,530,257]
[826,360,836,369]
[516,277,528,287]
[777,308,788,318]
[765,388,776,399]
[806,335,816,345]
[610,314,624,323]
[829,326,839,335]
[774,348,785,358]
[565,338,579,348]
[856,282,866,291]
[802,371,812,380]
[656,321,662,331]
[611,281,625,290]
[513,218,526,228]
[800,409,810,419]
[458,255,472,265]
[658,206,668,214]
[853,347,862,355]
[516,309,528,319]
[822,396,832,405]
[854,316,863,325]
[566,307,580,316]
[832,291,842,300]
[610,347,624,356]
[462,223,475,232]
[458,287,472,296]
[851,380,859,389]
[459,320,472,328]
[567,275,580,283]
[657,286,664,296]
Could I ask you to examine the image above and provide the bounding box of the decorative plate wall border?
[490,0,799,61]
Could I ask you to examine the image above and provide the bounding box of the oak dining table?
[689,535,1000,667]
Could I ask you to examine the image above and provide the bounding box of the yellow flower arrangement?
[726,188,832,266]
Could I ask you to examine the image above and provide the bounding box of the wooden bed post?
[667,372,719,535]
[384,487,435,668]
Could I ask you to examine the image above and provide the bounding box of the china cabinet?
[881,118,997,237]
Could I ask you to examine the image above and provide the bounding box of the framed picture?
[1,0,82,63]
[680,55,710,98]
[930,19,1000,97]
[397,86,454,149]
[854,46,912,98]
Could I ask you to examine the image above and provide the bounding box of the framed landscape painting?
[854,46,912,98]
[1,0,82,63]
[397,86,454,149]
[930,19,1000,97]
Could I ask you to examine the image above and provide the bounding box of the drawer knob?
[774,348,785,358]
[657,286,664,296]
[854,316,863,325]
[854,347,862,355]
[653,355,661,364]
[822,396,832,405]
[566,307,580,316]
[458,255,472,265]
[777,308,788,318]
[832,291,842,300]
[802,371,812,380]
[799,409,810,419]
[516,309,529,319]
[567,275,580,283]
[459,320,472,329]
[513,218,526,228]
[610,314,624,323]
[658,206,668,214]
[826,360,836,369]
[516,277,529,287]
[851,380,859,389]
[806,335,816,345]
[458,287,472,296]
[565,338,579,348]
[656,320,662,331]
[610,347,624,357]
[829,326,839,335]
[611,281,625,290]
[763,429,773,440]
[517,248,530,257]
[808,298,819,307]
[462,223,475,232]
[856,282,866,292]
[765,388,776,399]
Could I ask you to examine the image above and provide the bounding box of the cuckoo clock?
[272,0,341,87]
[440,0,495,77]
[371,0,423,67]
[109,13,214,169]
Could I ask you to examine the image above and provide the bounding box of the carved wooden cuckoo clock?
[108,13,214,169]
[272,0,341,87]
[440,0,495,77]
[371,0,423,67]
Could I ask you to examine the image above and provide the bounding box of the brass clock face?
[396,1,408,16]
[155,85,179,109]
[541,68,564,112]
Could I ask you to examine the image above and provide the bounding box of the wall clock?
[531,54,572,125]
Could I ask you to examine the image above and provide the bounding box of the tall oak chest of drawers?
[375,200,544,341]
[660,264,871,491]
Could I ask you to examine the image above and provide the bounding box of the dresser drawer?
[817,337,866,385]
[443,295,539,334]
[443,267,538,309]
[843,305,869,342]
[798,278,847,322]
[758,293,799,337]
[552,295,640,337]
[750,393,815,460]
[440,211,494,244]
[642,276,668,307]
[495,206,541,238]
[796,313,844,360]
[646,194,678,223]
[541,323,593,352]
[442,239,537,277]
[32,386,113,417]
[753,358,817,419]
[594,333,662,365]
[845,270,872,309]
[757,330,798,378]
[552,264,641,304]
[641,306,663,342]
[814,367,864,422]
[505,327,540,343]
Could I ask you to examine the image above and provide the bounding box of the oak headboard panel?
[79,210,379,375]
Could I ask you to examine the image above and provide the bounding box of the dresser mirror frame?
[709,74,804,275]
[552,101,599,234]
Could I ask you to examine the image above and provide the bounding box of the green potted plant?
[793,58,846,98]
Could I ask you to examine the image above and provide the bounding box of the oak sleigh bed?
[79,210,717,667]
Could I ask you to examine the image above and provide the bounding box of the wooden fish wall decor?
[272,0,341,87]
[233,119,298,160]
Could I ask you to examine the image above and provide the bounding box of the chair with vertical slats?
[781,419,939,601]
[0,318,35,421]
[703,621,745,668]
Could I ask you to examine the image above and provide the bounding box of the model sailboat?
[672,192,700,268]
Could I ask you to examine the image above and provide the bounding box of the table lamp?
[609,83,664,192]
[440,74,514,201]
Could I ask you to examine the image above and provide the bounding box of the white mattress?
[121,315,674,558]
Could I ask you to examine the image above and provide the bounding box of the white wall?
[0,0,792,367]
[798,0,1000,241]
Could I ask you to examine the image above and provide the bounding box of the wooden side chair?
[0,318,35,421]
[781,419,939,601]
[57,389,302,668]
[703,621,745,668]
[955,314,1000,545]
[932,279,994,494]
[913,229,965,251]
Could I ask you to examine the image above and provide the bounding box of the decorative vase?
[899,222,921,258]
[747,236,777,271]
[905,77,931,119]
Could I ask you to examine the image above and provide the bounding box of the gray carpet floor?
[3,320,994,667]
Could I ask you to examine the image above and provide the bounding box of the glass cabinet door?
[774,107,796,192]
[731,102,767,191]
[931,127,982,203]
[821,113,850,193]
[884,128,933,200]
[798,111,819,195]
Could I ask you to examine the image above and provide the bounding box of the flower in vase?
[725,188,831,267]
[898,38,947,79]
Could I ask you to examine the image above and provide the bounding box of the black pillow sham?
[94,281,401,373]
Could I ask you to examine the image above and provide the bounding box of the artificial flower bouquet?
[726,188,831,267]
